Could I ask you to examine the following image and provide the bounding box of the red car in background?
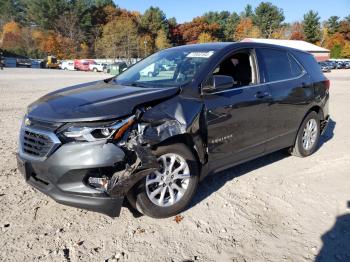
[74,59,95,71]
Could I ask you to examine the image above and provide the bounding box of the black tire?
[291,111,321,157]
[129,143,199,218]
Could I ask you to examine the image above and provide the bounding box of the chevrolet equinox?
[17,42,330,218]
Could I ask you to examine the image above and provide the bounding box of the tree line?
[0,0,349,60]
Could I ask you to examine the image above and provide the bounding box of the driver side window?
[204,50,258,91]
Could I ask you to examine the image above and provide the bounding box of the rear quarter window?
[293,51,325,81]
[257,48,304,82]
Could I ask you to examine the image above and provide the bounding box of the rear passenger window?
[258,49,304,82]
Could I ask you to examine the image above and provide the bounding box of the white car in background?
[89,62,105,72]
[140,63,160,77]
[60,61,75,71]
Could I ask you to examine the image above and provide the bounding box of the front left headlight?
[59,115,135,142]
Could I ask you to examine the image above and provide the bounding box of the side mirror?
[202,75,234,93]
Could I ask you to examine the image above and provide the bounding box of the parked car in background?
[17,42,330,219]
[60,61,75,71]
[104,61,128,75]
[16,58,32,68]
[140,63,160,77]
[335,61,345,69]
[74,59,95,71]
[89,62,106,72]
[319,62,331,73]
[325,61,336,69]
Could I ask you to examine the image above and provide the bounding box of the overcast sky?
[116,0,350,23]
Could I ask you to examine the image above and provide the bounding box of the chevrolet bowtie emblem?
[24,117,31,126]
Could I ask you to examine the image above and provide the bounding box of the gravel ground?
[0,68,349,262]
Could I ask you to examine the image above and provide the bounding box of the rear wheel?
[93,68,98,72]
[129,143,199,218]
[290,111,321,157]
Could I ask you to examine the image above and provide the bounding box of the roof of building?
[241,38,330,53]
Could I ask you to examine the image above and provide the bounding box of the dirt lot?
[0,68,349,262]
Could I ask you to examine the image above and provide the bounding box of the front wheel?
[290,111,321,157]
[130,143,199,218]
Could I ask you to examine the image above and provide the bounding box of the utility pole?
[144,40,148,58]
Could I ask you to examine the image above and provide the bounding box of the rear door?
[256,48,314,151]
[203,49,271,172]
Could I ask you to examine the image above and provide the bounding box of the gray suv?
[17,42,330,218]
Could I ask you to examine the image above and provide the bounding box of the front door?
[202,49,270,172]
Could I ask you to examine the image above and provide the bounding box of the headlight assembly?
[60,115,135,142]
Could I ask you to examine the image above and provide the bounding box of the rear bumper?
[17,140,127,217]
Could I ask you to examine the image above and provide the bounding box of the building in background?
[242,38,330,61]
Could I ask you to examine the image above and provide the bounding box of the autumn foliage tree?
[95,16,139,61]
[289,22,305,40]
[155,29,171,50]
[0,21,24,55]
[1,2,350,60]
[198,32,217,43]
[233,18,261,40]
[178,17,220,44]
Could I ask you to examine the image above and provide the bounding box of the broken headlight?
[59,115,135,142]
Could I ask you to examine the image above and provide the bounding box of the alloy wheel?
[302,118,318,150]
[146,153,190,207]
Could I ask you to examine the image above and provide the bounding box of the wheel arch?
[292,105,323,146]
[307,105,324,121]
[153,133,206,169]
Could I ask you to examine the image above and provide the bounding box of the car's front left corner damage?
[89,97,207,208]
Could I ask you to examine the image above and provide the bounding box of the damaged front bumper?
[17,138,156,217]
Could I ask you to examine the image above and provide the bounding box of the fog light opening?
[88,176,110,192]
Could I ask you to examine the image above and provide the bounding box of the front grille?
[20,127,61,159]
[22,130,53,157]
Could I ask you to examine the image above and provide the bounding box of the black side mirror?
[203,75,234,93]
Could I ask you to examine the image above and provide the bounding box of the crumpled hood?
[27,80,180,122]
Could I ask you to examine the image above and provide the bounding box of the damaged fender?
[106,95,208,197]
[107,145,158,197]
[139,95,207,164]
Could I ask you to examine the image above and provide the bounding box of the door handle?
[255,91,270,99]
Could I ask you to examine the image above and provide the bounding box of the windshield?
[116,49,215,88]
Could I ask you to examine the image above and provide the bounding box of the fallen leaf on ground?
[174,215,184,223]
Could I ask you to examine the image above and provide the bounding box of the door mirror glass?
[203,75,234,93]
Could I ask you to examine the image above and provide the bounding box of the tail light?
[324,79,330,90]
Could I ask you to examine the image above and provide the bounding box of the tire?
[290,111,321,157]
[130,143,199,218]
[93,68,97,72]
